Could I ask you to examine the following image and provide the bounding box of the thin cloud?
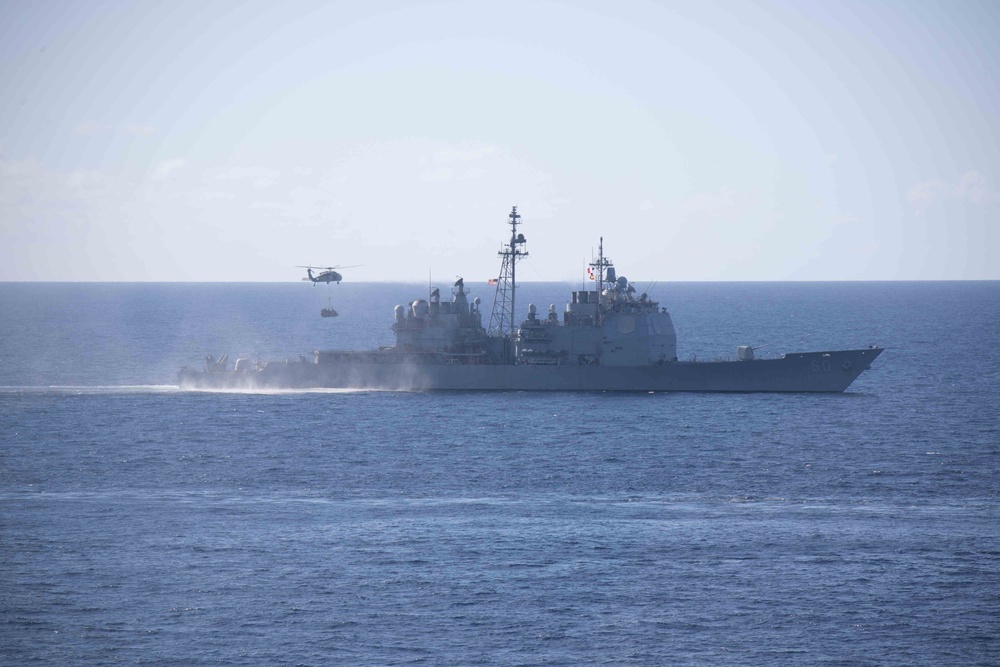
[432,144,499,164]
[124,123,157,136]
[199,191,235,201]
[74,121,113,136]
[955,171,997,204]
[74,122,156,136]
[419,167,454,182]
[680,187,738,215]
[907,179,949,208]
[908,171,998,211]
[214,166,280,188]
[151,158,187,181]
[67,169,108,189]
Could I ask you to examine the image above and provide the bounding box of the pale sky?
[1,0,997,281]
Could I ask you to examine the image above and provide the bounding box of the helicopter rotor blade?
[295,264,362,270]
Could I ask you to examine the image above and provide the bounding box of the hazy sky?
[2,0,997,281]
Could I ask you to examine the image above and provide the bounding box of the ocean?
[2,281,998,666]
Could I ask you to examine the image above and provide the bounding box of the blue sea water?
[1,281,999,666]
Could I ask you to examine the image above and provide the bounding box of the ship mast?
[487,206,528,338]
[589,236,613,322]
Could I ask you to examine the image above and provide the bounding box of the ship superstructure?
[514,237,677,368]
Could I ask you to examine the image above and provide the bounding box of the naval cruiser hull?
[178,347,882,393]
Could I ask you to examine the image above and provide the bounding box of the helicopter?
[297,265,361,285]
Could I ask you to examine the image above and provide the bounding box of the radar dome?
[411,299,429,319]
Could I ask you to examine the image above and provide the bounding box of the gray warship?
[178,206,882,392]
